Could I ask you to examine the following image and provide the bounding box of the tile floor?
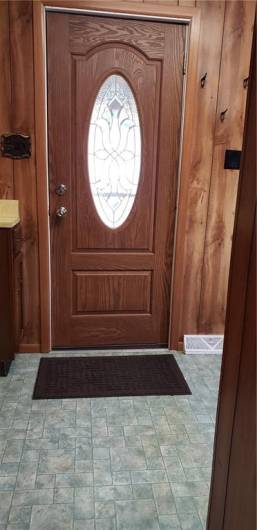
[0,350,221,530]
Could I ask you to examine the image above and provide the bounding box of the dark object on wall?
[200,72,207,87]
[243,76,249,88]
[1,133,31,159]
[220,108,228,121]
[0,225,23,376]
[224,149,241,170]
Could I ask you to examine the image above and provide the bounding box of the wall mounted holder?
[220,108,228,122]
[200,72,207,87]
[1,134,31,159]
[243,76,249,88]
[224,149,241,170]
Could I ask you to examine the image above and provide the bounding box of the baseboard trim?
[18,344,41,353]
[177,340,184,352]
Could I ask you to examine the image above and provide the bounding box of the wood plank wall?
[0,1,41,351]
[171,0,226,347]
[198,0,256,333]
[171,0,255,347]
[0,2,13,198]
[0,0,255,351]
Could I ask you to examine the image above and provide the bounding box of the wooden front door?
[47,12,185,348]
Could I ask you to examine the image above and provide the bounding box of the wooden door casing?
[47,13,185,348]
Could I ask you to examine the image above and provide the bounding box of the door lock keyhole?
[55,183,67,196]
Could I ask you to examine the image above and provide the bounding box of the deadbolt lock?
[55,183,67,196]
[56,206,68,218]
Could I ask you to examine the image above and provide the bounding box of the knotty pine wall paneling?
[139,0,190,5]
[178,1,196,6]
[143,1,196,5]
[170,0,225,348]
[9,1,41,351]
[198,0,256,334]
[0,1,13,198]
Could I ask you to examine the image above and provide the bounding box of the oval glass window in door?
[88,74,142,229]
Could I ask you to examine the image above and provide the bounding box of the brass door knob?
[56,206,68,218]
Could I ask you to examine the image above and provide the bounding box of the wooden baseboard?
[18,343,41,353]
[19,342,185,353]
[177,340,184,352]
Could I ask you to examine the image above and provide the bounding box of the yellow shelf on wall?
[0,200,20,228]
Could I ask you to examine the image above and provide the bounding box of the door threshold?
[50,347,171,356]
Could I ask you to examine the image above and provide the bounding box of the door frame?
[33,0,201,352]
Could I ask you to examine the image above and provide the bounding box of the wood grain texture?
[18,343,41,353]
[47,13,71,346]
[74,271,151,313]
[69,15,165,58]
[13,225,24,345]
[170,1,225,345]
[73,38,161,251]
[33,0,51,352]
[198,0,255,333]
[4,0,254,350]
[71,252,154,270]
[48,12,185,347]
[168,5,201,348]
[32,0,199,351]
[42,0,198,18]
[207,26,256,530]
[179,0,195,6]
[0,1,13,199]
[144,1,179,6]
[0,229,16,371]
[9,0,41,349]
[223,232,256,530]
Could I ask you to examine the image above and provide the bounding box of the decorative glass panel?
[88,74,141,229]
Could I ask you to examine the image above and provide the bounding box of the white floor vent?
[184,335,223,355]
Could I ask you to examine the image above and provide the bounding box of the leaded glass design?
[88,74,141,229]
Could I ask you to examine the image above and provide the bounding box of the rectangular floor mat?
[33,354,191,399]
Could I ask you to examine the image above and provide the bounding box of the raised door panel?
[73,271,151,313]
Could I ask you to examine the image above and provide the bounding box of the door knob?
[55,183,67,196]
[56,206,68,218]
